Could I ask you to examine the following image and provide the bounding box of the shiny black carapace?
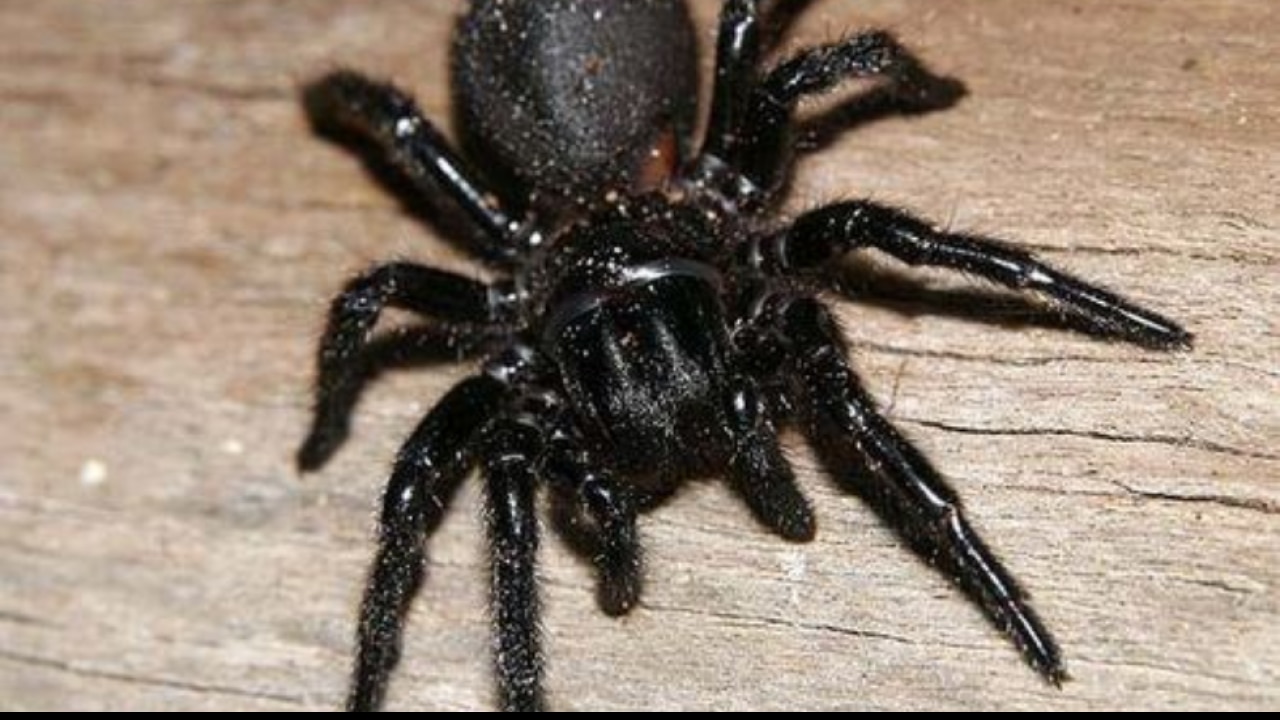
[299,0,1190,711]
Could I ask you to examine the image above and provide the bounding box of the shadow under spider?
[761,0,820,51]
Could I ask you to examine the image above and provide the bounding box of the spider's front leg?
[543,425,643,616]
[347,374,511,712]
[760,295,1067,683]
[299,261,518,470]
[479,418,547,712]
[724,374,816,541]
[760,200,1191,348]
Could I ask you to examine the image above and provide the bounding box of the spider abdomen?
[453,0,699,204]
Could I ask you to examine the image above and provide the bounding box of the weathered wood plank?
[1,0,1276,711]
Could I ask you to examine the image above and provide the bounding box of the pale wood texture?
[1,0,1276,711]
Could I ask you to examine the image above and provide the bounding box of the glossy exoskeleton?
[299,0,1190,711]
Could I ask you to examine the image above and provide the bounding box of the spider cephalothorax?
[299,0,1190,711]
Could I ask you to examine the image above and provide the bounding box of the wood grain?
[1,0,1276,711]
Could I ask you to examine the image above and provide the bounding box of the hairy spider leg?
[725,375,817,541]
[769,200,1193,348]
[769,296,1067,683]
[702,0,763,162]
[299,323,500,472]
[649,256,817,542]
[299,261,516,470]
[480,419,547,712]
[347,374,512,712]
[304,71,538,266]
[543,424,643,617]
[695,18,961,206]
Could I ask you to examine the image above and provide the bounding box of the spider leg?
[702,0,763,162]
[726,376,815,541]
[304,70,539,266]
[765,294,1066,683]
[766,200,1191,348]
[299,261,517,470]
[479,418,547,712]
[699,30,960,205]
[347,374,511,712]
[300,323,499,471]
[543,426,642,616]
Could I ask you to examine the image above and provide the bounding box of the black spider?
[298,0,1191,711]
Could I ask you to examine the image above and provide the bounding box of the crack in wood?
[901,417,1278,464]
[636,600,926,649]
[854,340,1192,368]
[1109,480,1280,516]
[0,609,56,629]
[0,648,309,707]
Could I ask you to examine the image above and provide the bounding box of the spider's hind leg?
[303,71,538,266]
[701,0,763,162]
[763,295,1067,683]
[692,17,963,207]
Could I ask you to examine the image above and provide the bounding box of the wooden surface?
[1,0,1277,711]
